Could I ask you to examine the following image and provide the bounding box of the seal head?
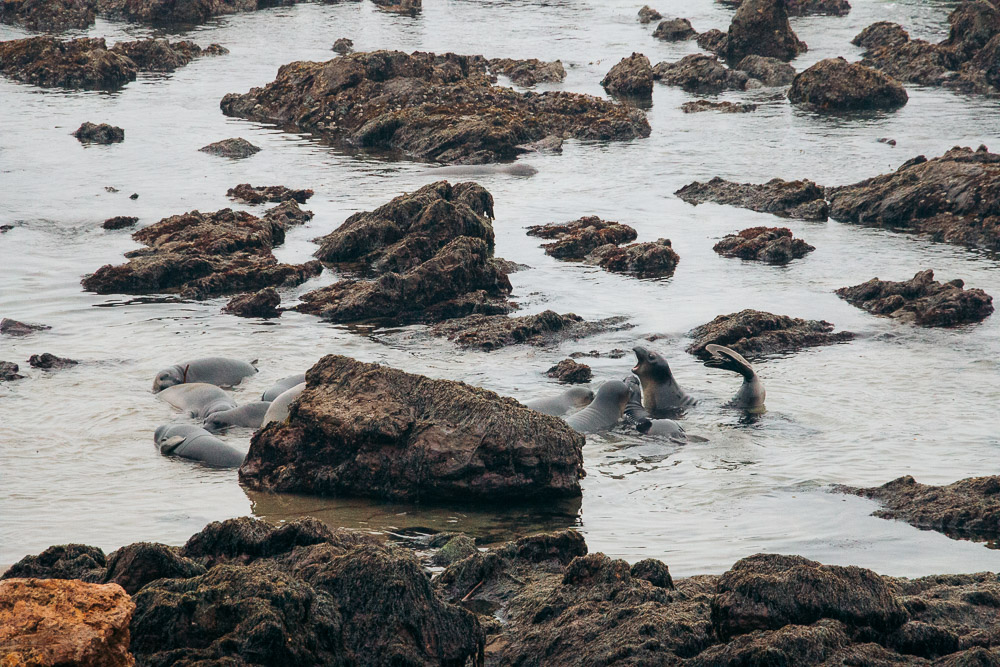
[631,345,696,417]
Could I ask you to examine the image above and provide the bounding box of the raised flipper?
[704,344,765,411]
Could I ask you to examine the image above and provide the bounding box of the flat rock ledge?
[241,355,586,501]
[676,177,829,221]
[714,226,815,263]
[431,310,633,351]
[687,309,854,359]
[836,269,993,327]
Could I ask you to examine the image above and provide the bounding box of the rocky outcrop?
[95,0,307,25]
[836,269,993,326]
[371,0,419,14]
[724,0,807,64]
[28,353,78,368]
[676,177,829,220]
[227,183,313,205]
[0,0,96,31]
[1,318,50,335]
[653,17,696,41]
[109,38,227,72]
[224,287,281,318]
[827,146,1000,251]
[199,137,259,159]
[1,544,107,582]
[220,50,649,164]
[687,309,854,358]
[488,57,566,86]
[0,578,135,667]
[601,52,653,99]
[81,207,322,299]
[838,475,1000,543]
[653,53,749,93]
[788,57,908,110]
[241,355,586,501]
[103,216,137,230]
[73,122,124,144]
[638,4,661,23]
[696,28,728,53]
[527,216,638,259]
[737,54,795,86]
[0,37,136,90]
[431,310,631,351]
[681,100,757,113]
[589,239,680,278]
[714,227,814,263]
[0,361,24,381]
[722,0,850,16]
[546,358,592,383]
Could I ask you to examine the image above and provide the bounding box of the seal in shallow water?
[623,375,686,439]
[261,373,306,401]
[157,382,237,419]
[563,380,630,433]
[203,401,272,432]
[429,162,538,178]
[152,357,257,392]
[704,343,765,411]
[261,382,306,426]
[154,424,246,467]
[522,386,594,416]
[631,345,696,416]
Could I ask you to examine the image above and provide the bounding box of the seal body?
[431,163,537,178]
[704,344,765,411]
[631,345,696,417]
[203,401,272,432]
[153,424,245,467]
[152,357,257,392]
[563,380,629,433]
[624,375,686,439]
[262,382,306,426]
[522,386,594,416]
[157,383,236,419]
[261,373,306,401]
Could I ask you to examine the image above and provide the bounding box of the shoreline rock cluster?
[836,269,994,327]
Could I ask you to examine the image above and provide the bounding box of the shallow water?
[2,0,1000,576]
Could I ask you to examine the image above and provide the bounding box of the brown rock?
[1,318,50,336]
[725,0,807,64]
[371,0,419,14]
[104,542,206,594]
[601,52,653,99]
[0,361,24,381]
[653,17,696,41]
[28,353,78,369]
[676,176,829,220]
[0,578,135,667]
[223,287,281,318]
[546,358,592,384]
[0,0,96,30]
[696,28,728,53]
[431,310,632,351]
[852,21,910,50]
[589,238,680,278]
[110,38,227,72]
[0,36,135,90]
[836,269,993,326]
[722,0,850,16]
[2,545,107,582]
[788,57,908,111]
[73,122,123,144]
[488,57,566,86]
[332,37,353,54]
[199,137,260,159]
[103,216,138,230]
[638,4,662,23]
[527,215,638,259]
[95,0,301,25]
[737,54,796,86]
[687,309,854,359]
[227,183,313,205]
[713,226,814,263]
[653,53,749,93]
[681,100,757,113]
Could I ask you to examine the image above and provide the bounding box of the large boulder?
[725,0,807,64]
[0,0,96,30]
[221,50,649,164]
[788,57,908,111]
[836,269,993,326]
[240,355,586,501]
[0,36,136,90]
[676,176,829,220]
[687,309,854,358]
[653,53,749,93]
[601,52,654,99]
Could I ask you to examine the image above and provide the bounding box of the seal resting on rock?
[154,424,245,467]
[261,382,305,426]
[203,401,271,432]
[157,383,237,419]
[563,380,630,433]
[631,345,697,416]
[152,357,257,392]
[623,376,686,440]
[260,373,306,401]
[704,344,765,411]
[522,386,594,416]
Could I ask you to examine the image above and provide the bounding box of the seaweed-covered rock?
[725,0,807,64]
[371,0,419,14]
[431,535,479,567]
[653,53,749,93]
[589,238,680,278]
[431,310,632,351]
[681,100,757,113]
[697,28,728,53]
[638,5,661,23]
[488,57,566,86]
[0,360,24,381]
[723,0,850,16]
[220,50,649,164]
[224,287,281,318]
[332,37,353,54]
[601,52,654,99]
[653,17,696,41]
[836,269,993,326]
[73,122,124,144]
[199,137,259,159]
[104,542,206,594]
[789,57,908,111]
[110,38,227,72]
[2,544,107,582]
[737,54,795,86]
[28,352,78,368]
[0,37,137,90]
[713,226,814,263]
[1,318,50,335]
[240,355,586,501]
[687,309,854,358]
[631,558,674,588]
[103,215,138,230]
[852,21,910,50]
[180,516,347,567]
[95,0,301,25]
[527,215,638,259]
[676,176,829,220]
[0,0,96,31]
[227,183,313,205]
[546,358,592,384]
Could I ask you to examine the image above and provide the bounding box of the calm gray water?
[2,0,999,576]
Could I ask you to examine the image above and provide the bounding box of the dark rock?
[220,50,649,164]
[852,21,911,50]
[546,358,592,384]
[601,52,653,99]
[737,54,796,86]
[262,199,313,227]
[488,57,566,86]
[28,353,78,369]
[696,28,728,53]
[653,17,696,41]
[110,38,227,73]
[836,269,993,327]
[431,535,479,567]
[240,355,586,501]
[0,36,135,90]
[638,4,661,23]
[81,207,322,299]
[129,193,138,199]
[73,122,124,144]
[589,238,680,278]
[0,224,11,233]
[789,57,908,111]
[0,361,24,381]
[631,558,674,588]
[181,516,347,567]
[102,216,138,230]
[569,348,628,359]
[1,318,51,335]
[103,542,205,594]
[725,0,807,64]
[371,0,420,14]
[676,176,829,220]
[95,0,300,25]
[942,0,1000,63]
[653,53,749,93]
[1,544,107,583]
[687,309,854,359]
[199,137,260,159]
[431,310,632,351]
[0,0,96,31]
[332,37,353,54]
[722,0,850,15]
[227,183,313,205]
[714,226,815,263]
[681,100,757,112]
[224,287,281,318]
[878,137,897,145]
[527,215,638,259]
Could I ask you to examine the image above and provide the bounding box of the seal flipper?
[704,344,765,411]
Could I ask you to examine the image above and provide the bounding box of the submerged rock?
[653,53,749,93]
[681,100,757,113]
[332,37,353,54]
[725,0,807,64]
[73,121,124,144]
[737,54,795,86]
[488,57,566,86]
[1,318,51,335]
[0,360,24,381]
[227,183,313,205]
[687,309,854,358]
[431,310,632,351]
[527,215,638,259]
[199,137,260,159]
[0,0,96,31]
[676,177,829,220]
[653,17,696,41]
[110,38,227,72]
[638,4,662,23]
[0,37,136,90]
[28,353,78,369]
[789,57,908,111]
[601,52,654,99]
[546,358,592,384]
[836,269,993,326]
[224,287,281,318]
[589,238,680,278]
[221,50,649,164]
[714,227,815,263]
[103,215,138,229]
[241,355,585,501]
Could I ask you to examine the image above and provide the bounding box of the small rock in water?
[1,318,51,336]
[681,100,757,113]
[0,361,24,381]
[227,183,313,205]
[676,176,829,221]
[199,138,260,159]
[713,227,814,263]
[223,288,281,318]
[546,358,593,384]
[105,186,119,192]
[601,53,654,99]
[653,54,749,93]
[0,224,11,233]
[332,37,354,54]
[878,137,897,145]
[28,353,78,369]
[788,57,908,111]
[371,0,421,13]
[589,239,680,278]
[129,193,139,199]
[527,216,637,260]
[103,216,138,230]
[653,18,696,41]
[687,309,854,358]
[638,5,662,23]
[836,269,993,327]
[432,311,632,351]
[73,122,124,144]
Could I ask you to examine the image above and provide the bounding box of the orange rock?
[0,578,135,667]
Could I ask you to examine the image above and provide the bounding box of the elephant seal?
[261,373,306,401]
[203,401,272,432]
[157,382,236,419]
[429,163,537,178]
[704,344,765,411]
[261,382,306,426]
[522,386,594,416]
[623,375,686,439]
[154,424,246,467]
[631,345,696,417]
[563,380,630,434]
[152,357,258,393]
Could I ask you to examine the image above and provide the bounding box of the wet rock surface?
[221,50,649,164]
[546,358,592,384]
[0,360,24,381]
[687,309,855,359]
[332,37,353,54]
[601,52,654,99]
[81,206,322,299]
[589,238,680,278]
[737,54,795,86]
[676,176,829,220]
[241,355,586,501]
[103,215,138,230]
[789,57,908,111]
[109,38,227,72]
[0,37,137,90]
[73,121,124,144]
[638,4,662,23]
[714,226,815,263]
[1,318,51,335]
[431,310,632,351]
[488,57,565,86]
[724,0,807,64]
[722,0,851,16]
[653,53,749,93]
[199,137,260,159]
[0,0,96,31]
[371,0,420,14]
[681,100,757,113]
[653,17,697,41]
[223,287,281,318]
[836,269,994,327]
[28,353,78,369]
[95,0,298,26]
[527,215,638,260]
[227,183,313,204]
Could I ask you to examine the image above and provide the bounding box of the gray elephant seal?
[563,380,630,434]
[157,383,237,419]
[262,382,306,426]
[154,424,245,467]
[705,344,765,412]
[631,345,697,417]
[522,386,594,416]
[623,376,686,439]
[261,373,306,401]
[203,401,272,432]
[152,357,258,393]
[429,163,537,178]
